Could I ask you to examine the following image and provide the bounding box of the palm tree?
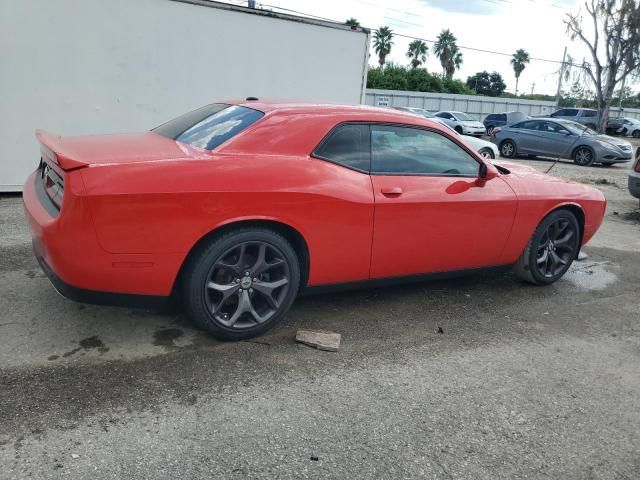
[345,18,360,28]
[511,49,530,96]
[434,29,462,79]
[406,40,428,69]
[373,26,394,69]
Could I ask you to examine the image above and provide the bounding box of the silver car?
[434,111,486,136]
[491,118,633,166]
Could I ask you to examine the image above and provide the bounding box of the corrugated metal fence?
[365,88,640,121]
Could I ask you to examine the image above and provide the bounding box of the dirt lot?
[1,144,639,479]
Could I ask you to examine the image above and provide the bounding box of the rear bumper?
[33,240,167,308]
[23,170,179,298]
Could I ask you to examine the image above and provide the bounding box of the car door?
[435,112,456,128]
[510,120,543,154]
[536,121,574,157]
[369,124,518,279]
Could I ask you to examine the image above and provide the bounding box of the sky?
[225,0,597,96]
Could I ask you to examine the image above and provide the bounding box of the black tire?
[486,126,494,136]
[499,140,517,158]
[514,209,580,285]
[633,130,640,139]
[573,146,595,166]
[479,147,495,159]
[454,125,463,134]
[586,123,597,131]
[182,228,301,340]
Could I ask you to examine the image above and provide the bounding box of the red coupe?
[24,100,606,339]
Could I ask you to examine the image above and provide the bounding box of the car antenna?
[545,123,591,174]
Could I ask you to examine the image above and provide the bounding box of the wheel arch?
[172,218,311,295]
[540,202,585,246]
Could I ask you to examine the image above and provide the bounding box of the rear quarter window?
[313,124,371,172]
[153,104,264,150]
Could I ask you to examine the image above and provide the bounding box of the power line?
[249,1,583,68]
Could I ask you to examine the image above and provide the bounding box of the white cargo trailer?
[0,0,370,191]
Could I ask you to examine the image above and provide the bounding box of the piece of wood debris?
[295,330,341,352]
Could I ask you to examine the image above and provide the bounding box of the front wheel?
[514,210,580,285]
[633,130,640,138]
[479,147,495,159]
[182,228,301,340]
[573,146,595,166]
[500,140,517,158]
[454,126,464,134]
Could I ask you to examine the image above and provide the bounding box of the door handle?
[381,187,403,196]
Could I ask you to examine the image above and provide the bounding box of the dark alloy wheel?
[515,210,580,285]
[486,126,494,136]
[500,140,516,158]
[183,228,300,340]
[573,146,595,166]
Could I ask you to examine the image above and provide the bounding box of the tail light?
[635,147,640,172]
[491,127,501,137]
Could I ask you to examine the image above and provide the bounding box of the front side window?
[453,112,472,121]
[153,104,264,150]
[538,121,569,134]
[313,124,371,172]
[512,120,539,130]
[436,112,451,119]
[371,125,479,176]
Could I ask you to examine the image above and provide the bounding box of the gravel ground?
[0,144,639,479]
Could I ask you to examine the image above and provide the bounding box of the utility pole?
[554,46,567,108]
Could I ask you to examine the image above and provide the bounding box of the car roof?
[223,99,448,127]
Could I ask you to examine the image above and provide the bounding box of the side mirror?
[479,162,488,179]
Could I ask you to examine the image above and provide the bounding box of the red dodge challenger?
[24,100,606,340]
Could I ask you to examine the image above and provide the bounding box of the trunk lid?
[36,130,191,171]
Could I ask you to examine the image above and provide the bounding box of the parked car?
[620,117,640,138]
[393,108,498,159]
[24,100,606,340]
[491,118,633,166]
[435,120,498,159]
[549,108,624,135]
[483,111,528,135]
[434,111,486,136]
[629,147,640,199]
[392,106,437,118]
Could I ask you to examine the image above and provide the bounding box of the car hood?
[36,130,209,170]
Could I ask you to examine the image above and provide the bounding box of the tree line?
[348,0,640,132]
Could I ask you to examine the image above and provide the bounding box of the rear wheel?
[182,228,301,340]
[633,129,640,138]
[486,126,494,136]
[515,210,580,285]
[573,146,595,166]
[500,140,516,158]
[479,147,495,159]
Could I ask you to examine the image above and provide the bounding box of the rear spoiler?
[35,130,88,171]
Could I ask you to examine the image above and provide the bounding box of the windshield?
[557,120,596,135]
[153,104,264,150]
[453,112,473,121]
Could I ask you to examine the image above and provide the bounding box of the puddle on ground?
[153,328,184,348]
[56,336,109,360]
[563,260,618,291]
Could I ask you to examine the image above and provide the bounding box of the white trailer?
[0,0,370,191]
